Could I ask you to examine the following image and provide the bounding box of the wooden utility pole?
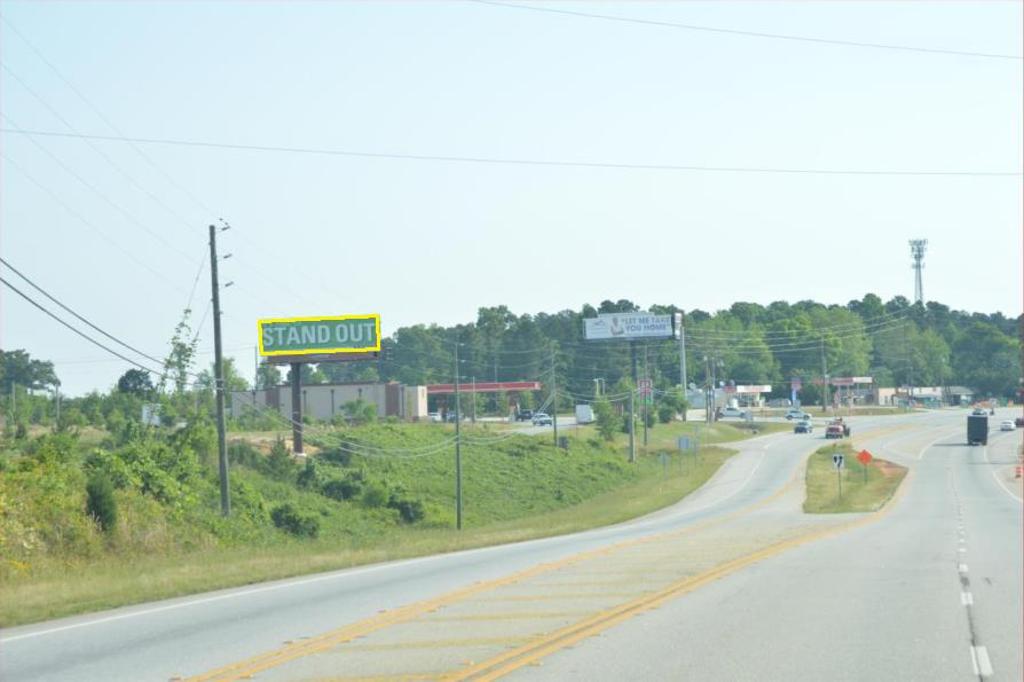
[551,346,558,447]
[454,343,463,530]
[209,224,230,516]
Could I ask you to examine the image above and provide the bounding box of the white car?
[1000,420,1016,431]
[785,409,810,420]
[720,406,749,419]
[532,412,553,426]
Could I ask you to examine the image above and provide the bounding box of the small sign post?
[832,450,845,499]
[857,449,872,485]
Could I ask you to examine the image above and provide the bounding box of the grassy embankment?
[0,419,777,626]
[803,442,907,513]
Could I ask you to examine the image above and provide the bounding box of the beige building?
[231,381,428,421]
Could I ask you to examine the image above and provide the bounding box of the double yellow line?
[190,432,907,682]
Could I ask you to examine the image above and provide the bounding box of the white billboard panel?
[584,313,676,340]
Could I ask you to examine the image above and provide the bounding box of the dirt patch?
[871,460,902,478]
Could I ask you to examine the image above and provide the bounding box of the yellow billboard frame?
[257,313,381,357]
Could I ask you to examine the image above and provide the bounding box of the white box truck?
[575,404,596,424]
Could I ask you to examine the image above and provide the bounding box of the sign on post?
[258,314,381,357]
[583,313,677,341]
[857,449,872,484]
[832,453,845,469]
[677,436,691,451]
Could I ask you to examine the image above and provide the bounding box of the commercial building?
[230,381,428,421]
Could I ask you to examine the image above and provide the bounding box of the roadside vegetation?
[0,412,761,626]
[803,443,907,513]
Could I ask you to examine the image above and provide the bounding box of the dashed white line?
[961,592,974,606]
[959,563,969,573]
[970,645,994,677]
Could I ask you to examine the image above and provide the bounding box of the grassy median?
[803,443,907,513]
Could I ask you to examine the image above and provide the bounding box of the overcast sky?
[1,1,1021,396]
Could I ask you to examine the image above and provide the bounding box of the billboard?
[583,313,676,341]
[258,314,381,357]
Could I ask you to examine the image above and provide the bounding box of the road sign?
[832,453,845,469]
[677,436,691,451]
[857,450,872,465]
[639,378,653,397]
[258,314,381,357]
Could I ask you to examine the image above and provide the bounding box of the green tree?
[593,397,617,441]
[117,369,155,397]
[0,349,59,391]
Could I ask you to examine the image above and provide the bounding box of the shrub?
[86,473,118,532]
[361,482,388,508]
[270,503,319,537]
[319,442,354,467]
[321,475,362,501]
[657,405,675,424]
[388,496,425,524]
[266,437,295,479]
[296,458,321,489]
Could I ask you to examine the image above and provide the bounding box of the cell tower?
[909,239,927,303]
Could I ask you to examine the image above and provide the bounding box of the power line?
[3,128,1020,178]
[1,275,165,376]
[1,256,170,368]
[471,0,1024,61]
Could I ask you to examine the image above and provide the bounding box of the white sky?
[1,1,1021,395]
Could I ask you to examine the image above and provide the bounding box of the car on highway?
[825,423,845,439]
[1000,420,1016,431]
[428,412,442,423]
[785,409,811,420]
[793,420,813,434]
[1016,416,1024,427]
[719,406,749,419]
[531,412,553,426]
[516,409,534,422]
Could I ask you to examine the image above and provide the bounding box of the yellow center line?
[444,465,914,681]
[185,436,862,682]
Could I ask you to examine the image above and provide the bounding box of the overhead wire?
[1,275,166,376]
[471,0,1024,61]
[4,128,1019,178]
[1,256,168,368]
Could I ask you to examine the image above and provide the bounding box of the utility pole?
[551,345,558,447]
[209,224,230,517]
[704,355,711,424]
[54,386,60,430]
[628,390,636,463]
[471,376,476,424]
[820,338,829,415]
[642,344,649,447]
[679,318,687,422]
[454,343,463,530]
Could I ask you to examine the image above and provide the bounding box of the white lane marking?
[961,592,974,605]
[970,645,994,677]
[958,547,967,553]
[983,445,1023,503]
[959,563,969,573]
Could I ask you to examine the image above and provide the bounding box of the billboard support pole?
[551,345,558,447]
[643,343,649,447]
[290,362,303,455]
[209,224,230,516]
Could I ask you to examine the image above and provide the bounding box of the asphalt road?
[1,410,1019,681]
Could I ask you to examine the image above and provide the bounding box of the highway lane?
[506,410,1022,681]
[0,411,959,681]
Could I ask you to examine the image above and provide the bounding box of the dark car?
[516,409,534,422]
[1015,416,1024,427]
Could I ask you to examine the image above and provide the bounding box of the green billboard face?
[258,314,380,356]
